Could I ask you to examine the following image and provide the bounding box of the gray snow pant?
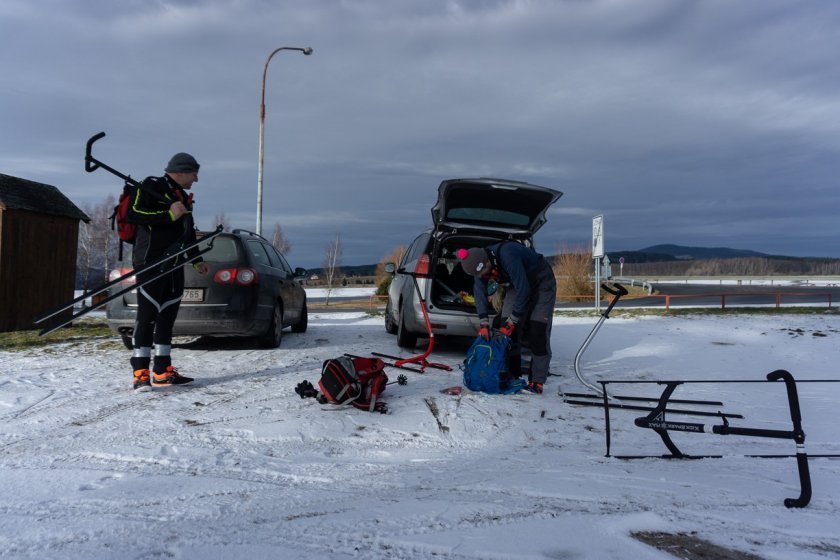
[501,263,555,384]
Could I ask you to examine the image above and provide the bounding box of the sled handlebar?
[601,282,628,318]
[601,283,628,297]
[85,132,106,172]
[767,369,811,508]
[84,131,139,186]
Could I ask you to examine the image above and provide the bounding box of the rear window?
[200,237,240,263]
[446,208,530,227]
[443,182,548,228]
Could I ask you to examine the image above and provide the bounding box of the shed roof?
[0,173,90,222]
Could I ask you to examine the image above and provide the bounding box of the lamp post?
[257,46,313,236]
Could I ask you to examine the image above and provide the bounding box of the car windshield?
[199,237,240,262]
[446,207,530,227]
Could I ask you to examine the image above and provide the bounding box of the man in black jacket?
[460,243,556,394]
[127,152,209,390]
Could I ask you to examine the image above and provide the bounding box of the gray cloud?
[2,0,839,268]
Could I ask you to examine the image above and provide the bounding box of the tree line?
[616,256,840,277]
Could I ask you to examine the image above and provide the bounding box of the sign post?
[592,215,604,312]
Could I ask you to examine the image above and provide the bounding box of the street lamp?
[256,46,313,236]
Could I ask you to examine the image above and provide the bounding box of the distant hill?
[606,245,840,276]
[607,244,775,264]
[264,245,840,280]
[637,244,769,260]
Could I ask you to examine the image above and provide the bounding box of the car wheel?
[259,302,283,348]
[396,304,418,349]
[121,333,133,350]
[384,299,398,334]
[291,300,308,333]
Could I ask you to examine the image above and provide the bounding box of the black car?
[106,229,308,349]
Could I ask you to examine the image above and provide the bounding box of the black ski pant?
[500,263,556,384]
[131,266,184,373]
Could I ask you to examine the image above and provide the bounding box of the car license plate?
[182,288,204,303]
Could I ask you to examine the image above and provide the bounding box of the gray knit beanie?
[165,152,200,173]
[459,247,489,276]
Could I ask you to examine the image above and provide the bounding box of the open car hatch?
[431,178,562,235]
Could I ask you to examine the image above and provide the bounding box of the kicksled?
[561,282,840,508]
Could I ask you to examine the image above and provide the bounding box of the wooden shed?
[0,173,90,333]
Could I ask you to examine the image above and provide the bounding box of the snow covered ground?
[2,310,839,559]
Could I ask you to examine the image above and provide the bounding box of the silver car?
[384,177,562,348]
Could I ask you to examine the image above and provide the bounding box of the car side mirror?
[384,262,396,274]
[294,267,307,278]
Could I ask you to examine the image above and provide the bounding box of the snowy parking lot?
[1,311,839,559]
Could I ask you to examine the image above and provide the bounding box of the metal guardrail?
[366,291,835,313]
[653,292,834,310]
[557,292,834,310]
[637,275,840,286]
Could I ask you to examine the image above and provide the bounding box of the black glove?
[294,380,319,399]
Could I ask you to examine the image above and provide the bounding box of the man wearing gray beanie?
[124,151,209,390]
[459,242,556,394]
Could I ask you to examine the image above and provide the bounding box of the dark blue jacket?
[473,242,548,323]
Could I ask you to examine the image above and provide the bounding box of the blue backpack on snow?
[461,334,527,394]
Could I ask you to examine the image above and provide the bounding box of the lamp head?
[302,47,313,55]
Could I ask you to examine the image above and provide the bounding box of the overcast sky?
[2,0,839,268]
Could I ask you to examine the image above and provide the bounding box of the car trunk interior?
[429,235,505,311]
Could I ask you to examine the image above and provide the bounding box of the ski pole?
[34,225,223,325]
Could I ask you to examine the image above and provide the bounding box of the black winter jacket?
[126,175,201,268]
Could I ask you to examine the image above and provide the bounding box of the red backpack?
[110,182,138,245]
[109,179,173,260]
[295,356,393,413]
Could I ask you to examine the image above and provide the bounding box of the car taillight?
[236,269,257,285]
[214,268,258,285]
[415,254,431,277]
[108,268,135,284]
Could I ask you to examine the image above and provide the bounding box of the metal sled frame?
[563,281,840,507]
[583,372,840,508]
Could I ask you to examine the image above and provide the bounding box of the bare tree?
[76,210,94,290]
[322,233,343,306]
[76,195,123,289]
[271,222,291,254]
